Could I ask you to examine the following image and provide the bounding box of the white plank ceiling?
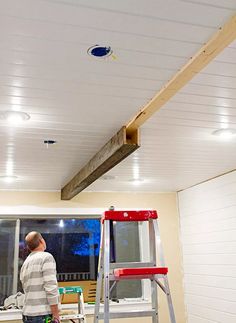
[0,0,236,192]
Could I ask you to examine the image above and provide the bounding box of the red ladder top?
[102,210,158,222]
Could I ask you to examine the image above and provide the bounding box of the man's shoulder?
[25,251,55,263]
[42,252,56,262]
[42,251,53,258]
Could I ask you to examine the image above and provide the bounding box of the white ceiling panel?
[0,0,236,192]
[33,0,234,28]
[181,0,236,10]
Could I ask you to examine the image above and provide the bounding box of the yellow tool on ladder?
[94,209,176,323]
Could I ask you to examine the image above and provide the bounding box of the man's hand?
[50,304,61,323]
[52,318,60,323]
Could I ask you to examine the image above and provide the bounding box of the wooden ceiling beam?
[61,14,236,200]
[126,14,236,136]
[61,127,139,200]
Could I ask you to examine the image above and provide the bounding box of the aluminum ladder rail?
[94,210,176,323]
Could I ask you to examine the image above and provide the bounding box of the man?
[20,231,60,323]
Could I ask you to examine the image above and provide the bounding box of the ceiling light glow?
[129,178,144,185]
[0,111,30,125]
[6,159,14,176]
[132,164,140,180]
[212,128,236,139]
[59,219,64,228]
[0,175,18,183]
[132,180,143,185]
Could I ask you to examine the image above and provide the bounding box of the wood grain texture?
[61,127,140,200]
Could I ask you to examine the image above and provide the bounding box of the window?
[0,220,16,305]
[19,219,101,283]
[0,217,142,305]
[112,221,142,298]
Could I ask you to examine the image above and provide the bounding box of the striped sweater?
[20,251,59,316]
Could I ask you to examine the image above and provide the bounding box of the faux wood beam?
[126,14,236,135]
[61,126,139,200]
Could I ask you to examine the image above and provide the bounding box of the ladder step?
[109,274,166,281]
[98,310,157,319]
[114,267,168,277]
[60,314,85,320]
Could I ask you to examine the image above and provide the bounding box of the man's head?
[25,231,46,252]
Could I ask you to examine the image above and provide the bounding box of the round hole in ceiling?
[44,140,57,145]
[43,140,57,149]
[87,45,113,58]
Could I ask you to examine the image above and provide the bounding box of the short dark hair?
[25,231,43,251]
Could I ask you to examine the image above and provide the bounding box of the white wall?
[178,171,236,323]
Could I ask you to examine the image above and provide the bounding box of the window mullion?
[13,219,20,294]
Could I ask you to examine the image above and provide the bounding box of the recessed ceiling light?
[87,45,113,58]
[212,128,236,138]
[100,175,116,181]
[0,111,30,125]
[0,175,18,183]
[129,178,144,185]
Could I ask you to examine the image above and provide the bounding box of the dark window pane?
[19,219,100,282]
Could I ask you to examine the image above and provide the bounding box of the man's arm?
[42,254,60,322]
[50,304,60,322]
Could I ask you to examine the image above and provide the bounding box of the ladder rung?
[98,310,156,319]
[60,314,84,320]
[109,274,166,281]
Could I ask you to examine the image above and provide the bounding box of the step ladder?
[94,210,176,323]
[59,286,86,323]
